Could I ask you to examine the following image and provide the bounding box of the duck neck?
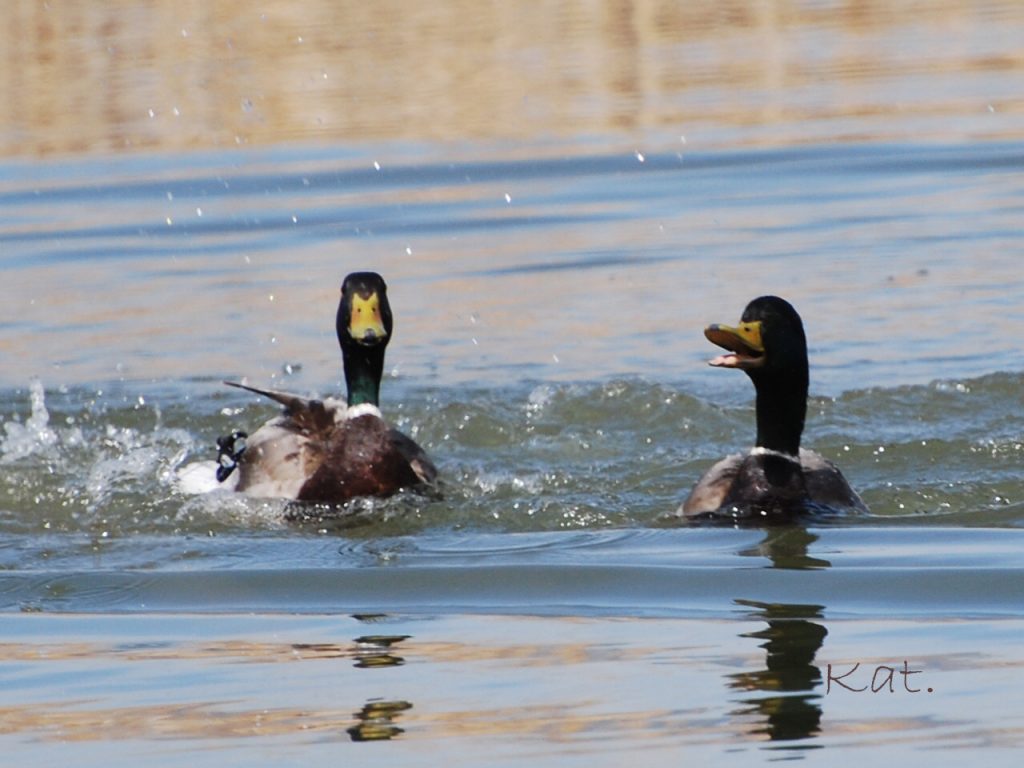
[751,373,807,458]
[342,344,385,407]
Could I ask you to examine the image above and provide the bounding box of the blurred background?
[3,0,1023,392]
[4,0,1021,158]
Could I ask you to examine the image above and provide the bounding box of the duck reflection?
[353,634,411,668]
[347,629,414,741]
[347,699,413,742]
[728,599,826,743]
[286,633,411,667]
[738,525,831,570]
[728,527,830,746]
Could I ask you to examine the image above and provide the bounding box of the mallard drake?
[680,295,867,520]
[217,272,437,504]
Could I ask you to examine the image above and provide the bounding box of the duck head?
[337,272,393,406]
[338,272,393,350]
[704,295,809,456]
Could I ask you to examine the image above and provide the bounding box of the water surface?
[3,1,1024,765]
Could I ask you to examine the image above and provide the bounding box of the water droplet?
[504,193,512,203]
[635,151,645,163]
[373,161,381,170]
[405,246,412,255]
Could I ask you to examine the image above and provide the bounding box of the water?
[3,1,1024,765]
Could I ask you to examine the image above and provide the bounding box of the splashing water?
[1,380,61,463]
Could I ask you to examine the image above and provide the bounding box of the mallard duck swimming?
[217,272,438,504]
[680,295,867,520]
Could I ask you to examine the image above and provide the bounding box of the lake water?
[2,1,1024,765]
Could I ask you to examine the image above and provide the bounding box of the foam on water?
[0,379,59,463]
[1,370,1022,553]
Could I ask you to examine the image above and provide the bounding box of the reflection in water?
[729,527,830,746]
[353,634,411,668]
[347,699,413,742]
[289,642,347,658]
[729,600,827,745]
[739,527,831,570]
[286,633,410,666]
[348,632,413,740]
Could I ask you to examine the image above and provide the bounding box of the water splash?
[1,379,60,463]
[2,375,1024,540]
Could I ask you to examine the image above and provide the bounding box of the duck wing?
[679,453,743,516]
[799,449,869,514]
[223,381,345,498]
[224,381,342,433]
[389,428,439,487]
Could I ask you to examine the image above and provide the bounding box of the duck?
[679,295,867,520]
[216,271,438,504]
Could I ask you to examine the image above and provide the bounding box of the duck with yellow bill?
[217,271,438,505]
[679,295,867,521]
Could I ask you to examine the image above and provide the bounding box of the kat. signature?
[823,661,934,694]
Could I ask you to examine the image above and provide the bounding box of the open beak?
[704,321,765,369]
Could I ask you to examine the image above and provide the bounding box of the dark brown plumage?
[219,272,438,504]
[680,296,867,521]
